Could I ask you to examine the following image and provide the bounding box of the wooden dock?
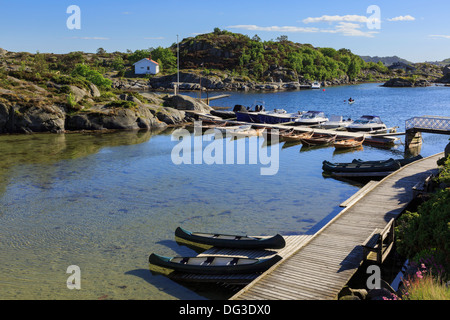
[229,153,442,300]
[206,119,402,146]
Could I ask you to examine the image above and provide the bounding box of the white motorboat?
[294,111,328,126]
[258,110,305,124]
[346,115,387,133]
[321,115,353,129]
[311,81,321,89]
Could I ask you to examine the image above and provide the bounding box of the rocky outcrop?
[383,77,431,87]
[65,105,166,131]
[0,77,199,133]
[162,94,213,113]
[0,103,66,133]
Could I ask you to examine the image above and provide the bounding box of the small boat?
[218,125,263,137]
[346,115,387,133]
[294,111,329,126]
[149,253,282,275]
[175,227,286,249]
[258,110,304,124]
[333,136,365,149]
[321,115,353,129]
[311,81,321,89]
[352,155,423,167]
[322,158,402,173]
[300,133,337,146]
[281,130,314,142]
[263,128,294,139]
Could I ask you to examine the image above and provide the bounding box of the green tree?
[71,64,112,89]
[150,47,177,72]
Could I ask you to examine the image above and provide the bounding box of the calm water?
[0,83,449,300]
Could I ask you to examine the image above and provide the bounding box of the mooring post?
[405,129,422,155]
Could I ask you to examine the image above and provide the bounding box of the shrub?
[71,64,112,89]
[396,188,450,272]
[104,100,137,109]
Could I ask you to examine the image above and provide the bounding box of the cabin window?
[147,66,150,70]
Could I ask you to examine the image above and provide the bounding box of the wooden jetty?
[229,152,443,300]
[208,119,401,147]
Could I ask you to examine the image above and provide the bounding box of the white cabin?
[133,57,160,75]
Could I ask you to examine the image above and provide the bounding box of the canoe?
[352,155,423,167]
[149,253,282,275]
[281,130,314,142]
[300,134,337,146]
[333,136,365,149]
[175,227,286,249]
[322,159,402,173]
[264,128,294,139]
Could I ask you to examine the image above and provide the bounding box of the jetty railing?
[405,116,450,133]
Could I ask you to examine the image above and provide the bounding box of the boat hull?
[300,134,337,146]
[149,253,282,274]
[175,227,286,249]
[322,159,402,173]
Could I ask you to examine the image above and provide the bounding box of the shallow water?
[0,83,449,300]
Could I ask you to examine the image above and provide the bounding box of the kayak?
[175,227,286,249]
[149,253,282,274]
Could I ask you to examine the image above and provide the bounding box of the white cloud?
[429,34,450,39]
[228,22,377,38]
[324,22,378,38]
[303,15,369,24]
[387,15,415,22]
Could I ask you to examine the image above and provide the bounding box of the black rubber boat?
[149,253,282,275]
[352,155,423,167]
[322,158,402,173]
[175,227,286,249]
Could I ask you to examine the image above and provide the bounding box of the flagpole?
[176,34,180,96]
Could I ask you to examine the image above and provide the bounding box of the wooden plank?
[340,180,379,207]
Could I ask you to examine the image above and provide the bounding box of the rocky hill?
[359,55,413,66]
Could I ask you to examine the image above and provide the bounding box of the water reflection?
[0,129,170,195]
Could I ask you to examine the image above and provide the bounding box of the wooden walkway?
[230,153,443,300]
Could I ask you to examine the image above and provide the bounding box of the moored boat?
[149,253,282,275]
[294,111,328,126]
[352,155,423,167]
[258,110,304,124]
[281,130,314,142]
[175,227,286,249]
[311,81,321,89]
[346,115,387,133]
[322,158,402,173]
[333,136,365,149]
[321,115,353,129]
[300,133,337,146]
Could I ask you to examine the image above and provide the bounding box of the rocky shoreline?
[110,68,359,92]
[0,75,212,134]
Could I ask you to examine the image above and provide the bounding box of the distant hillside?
[169,28,393,83]
[359,55,413,66]
[426,58,450,66]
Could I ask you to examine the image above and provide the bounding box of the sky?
[0,0,449,62]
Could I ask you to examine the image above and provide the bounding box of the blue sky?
[0,0,449,62]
